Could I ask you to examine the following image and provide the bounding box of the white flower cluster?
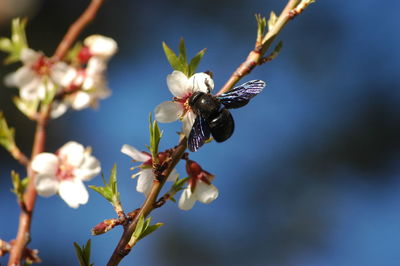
[5,35,117,118]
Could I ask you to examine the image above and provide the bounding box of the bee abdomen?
[208,109,234,142]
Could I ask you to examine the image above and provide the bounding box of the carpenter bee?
[188,79,266,152]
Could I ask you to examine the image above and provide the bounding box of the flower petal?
[178,187,196,210]
[136,168,154,196]
[58,179,89,208]
[166,168,179,182]
[84,35,118,59]
[74,155,101,181]
[189,72,214,93]
[194,181,219,204]
[58,141,85,167]
[51,101,68,119]
[35,174,59,197]
[182,110,196,137]
[31,153,59,175]
[71,91,91,110]
[167,70,189,97]
[20,48,40,64]
[155,101,183,123]
[121,144,150,162]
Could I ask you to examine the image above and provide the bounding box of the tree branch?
[216,0,301,95]
[52,0,105,61]
[107,138,187,266]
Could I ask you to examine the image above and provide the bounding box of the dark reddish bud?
[91,219,119,235]
[77,46,92,63]
[186,160,214,191]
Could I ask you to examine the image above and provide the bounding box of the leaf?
[0,111,16,151]
[1,18,29,64]
[133,215,146,240]
[0,37,13,52]
[267,11,278,31]
[138,223,164,240]
[255,14,267,40]
[148,114,162,161]
[13,97,39,119]
[89,164,120,206]
[188,48,206,76]
[162,42,183,72]
[10,171,27,202]
[73,239,93,266]
[178,38,187,65]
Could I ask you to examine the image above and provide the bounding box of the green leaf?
[178,38,187,65]
[13,97,39,119]
[89,164,120,206]
[267,11,277,31]
[10,171,27,202]
[139,222,164,240]
[148,114,162,161]
[188,48,206,76]
[73,239,93,266]
[1,18,29,64]
[162,42,183,72]
[0,37,13,52]
[255,14,267,43]
[133,215,146,240]
[0,111,16,151]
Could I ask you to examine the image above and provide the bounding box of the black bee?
[188,80,266,152]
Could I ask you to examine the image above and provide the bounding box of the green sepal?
[73,239,94,266]
[10,171,28,202]
[148,114,162,162]
[0,111,16,151]
[66,42,83,64]
[89,164,120,207]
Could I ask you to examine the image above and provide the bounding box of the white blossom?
[178,181,219,211]
[4,48,64,101]
[31,141,101,208]
[121,144,178,196]
[154,70,214,136]
[178,159,218,211]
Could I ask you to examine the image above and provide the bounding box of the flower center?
[56,158,75,181]
[31,56,51,75]
[174,93,192,119]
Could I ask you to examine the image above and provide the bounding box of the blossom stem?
[216,0,302,95]
[9,146,29,167]
[52,0,105,61]
[107,138,187,266]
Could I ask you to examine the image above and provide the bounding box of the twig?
[216,0,301,95]
[107,138,187,266]
[9,146,29,167]
[52,0,105,61]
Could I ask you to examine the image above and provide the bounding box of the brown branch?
[9,146,29,167]
[52,0,105,61]
[107,138,187,266]
[8,106,49,266]
[216,0,301,95]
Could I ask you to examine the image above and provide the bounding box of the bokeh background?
[1,0,400,265]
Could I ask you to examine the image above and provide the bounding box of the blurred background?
[1,0,400,265]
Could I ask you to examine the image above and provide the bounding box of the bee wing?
[217,80,266,109]
[188,115,211,152]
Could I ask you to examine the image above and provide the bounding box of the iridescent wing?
[217,80,266,109]
[188,115,211,152]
